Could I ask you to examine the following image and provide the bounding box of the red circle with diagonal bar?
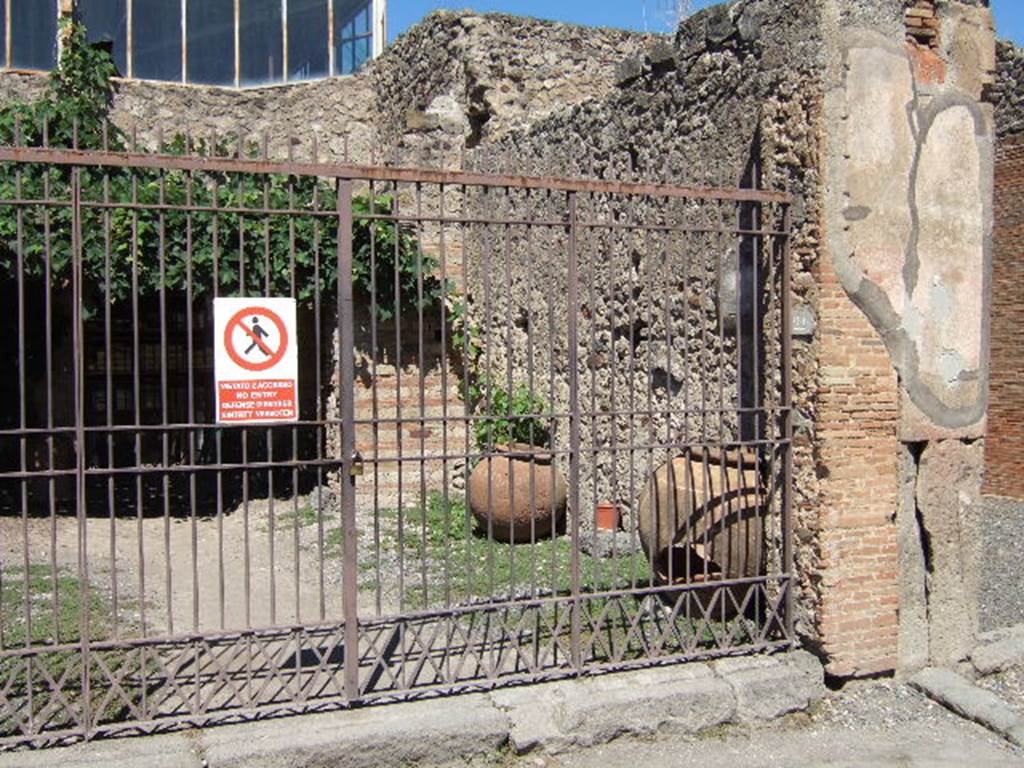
[224,306,289,372]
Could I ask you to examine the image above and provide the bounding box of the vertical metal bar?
[9,155,24,656]
[661,221,679,586]
[130,144,146,640]
[368,183,382,618]
[545,192,558,598]
[415,183,427,606]
[186,167,199,633]
[261,151,277,627]
[641,223,656,591]
[312,173,327,622]
[394,184,405,614]
[604,213,620,583]
[287,167,300,625]
[523,192,538,598]
[338,178,360,702]
[566,191,581,670]
[239,170,251,630]
[158,160,173,637]
[40,123,60,656]
[780,201,794,642]
[482,189,495,600]
[102,161,119,639]
[438,183,451,608]
[460,187,474,599]
[71,167,92,739]
[586,197,599,592]
[211,171,226,630]
[626,220,640,590]
[502,190,515,598]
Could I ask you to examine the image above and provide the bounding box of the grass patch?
[359,491,652,607]
[0,565,142,737]
[261,502,322,534]
[0,565,111,648]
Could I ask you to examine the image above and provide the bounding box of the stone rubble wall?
[472,0,828,659]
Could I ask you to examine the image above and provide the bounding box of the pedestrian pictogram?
[223,306,290,372]
[214,298,298,424]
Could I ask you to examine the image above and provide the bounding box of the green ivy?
[0,20,446,322]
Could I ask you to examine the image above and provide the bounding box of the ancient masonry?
[989,40,1024,501]
[0,0,1005,678]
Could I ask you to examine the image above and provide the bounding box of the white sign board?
[213,298,298,424]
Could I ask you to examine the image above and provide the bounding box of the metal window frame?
[1,0,386,86]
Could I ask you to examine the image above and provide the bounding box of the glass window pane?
[133,0,182,81]
[241,0,282,85]
[11,0,56,71]
[288,0,327,81]
[187,0,234,85]
[78,0,128,77]
[335,0,371,76]
[0,2,6,67]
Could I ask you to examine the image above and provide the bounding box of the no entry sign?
[214,298,298,424]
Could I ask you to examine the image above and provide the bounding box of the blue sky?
[390,0,1024,45]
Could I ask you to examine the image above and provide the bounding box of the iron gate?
[0,139,793,747]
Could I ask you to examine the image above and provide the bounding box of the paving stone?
[911,667,1024,747]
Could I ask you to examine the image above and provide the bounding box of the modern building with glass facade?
[1,0,385,87]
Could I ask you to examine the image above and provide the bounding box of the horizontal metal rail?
[0,146,793,203]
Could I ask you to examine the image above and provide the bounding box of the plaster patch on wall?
[827,31,992,438]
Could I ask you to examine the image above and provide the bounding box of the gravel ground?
[979,495,1024,633]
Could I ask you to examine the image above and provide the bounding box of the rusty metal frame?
[0,143,794,749]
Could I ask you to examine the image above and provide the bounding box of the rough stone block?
[786,649,828,689]
[717,655,824,723]
[646,40,677,68]
[492,664,734,755]
[615,56,643,86]
[971,625,1024,676]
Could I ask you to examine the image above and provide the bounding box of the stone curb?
[490,649,825,755]
[202,692,511,768]
[970,623,1024,677]
[910,667,1024,748]
[0,651,825,768]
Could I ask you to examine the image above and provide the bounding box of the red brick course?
[986,139,1024,500]
[814,246,901,676]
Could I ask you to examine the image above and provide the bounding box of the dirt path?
[1,492,347,640]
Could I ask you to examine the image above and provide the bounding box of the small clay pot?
[468,443,568,543]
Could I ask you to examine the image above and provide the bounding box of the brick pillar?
[814,256,901,677]
[986,139,1024,499]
